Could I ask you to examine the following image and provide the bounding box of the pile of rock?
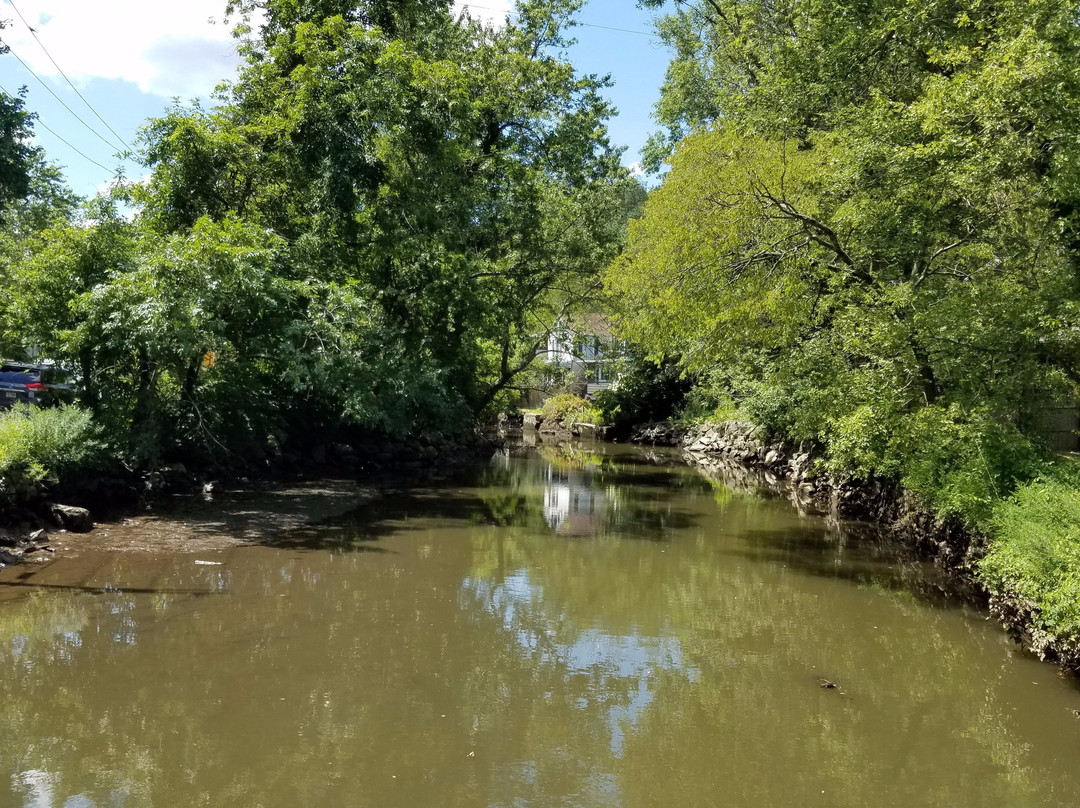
[627,422,689,446]
[0,503,94,569]
[528,412,607,440]
[683,421,815,483]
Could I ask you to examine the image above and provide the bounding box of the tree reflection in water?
[0,445,1078,807]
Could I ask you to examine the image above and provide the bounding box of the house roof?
[569,313,613,338]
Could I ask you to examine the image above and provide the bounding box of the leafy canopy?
[612,0,1080,522]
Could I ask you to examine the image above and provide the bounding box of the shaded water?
[2,443,1080,807]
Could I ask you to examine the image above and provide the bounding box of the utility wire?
[459,3,660,38]
[1,43,126,153]
[569,21,658,38]
[7,0,133,151]
[0,80,119,175]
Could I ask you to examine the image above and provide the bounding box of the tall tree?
[0,89,35,212]
[612,0,1080,520]
[135,0,637,431]
[5,1,637,460]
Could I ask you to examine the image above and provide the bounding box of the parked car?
[0,362,72,409]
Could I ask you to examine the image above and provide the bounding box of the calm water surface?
[2,443,1080,807]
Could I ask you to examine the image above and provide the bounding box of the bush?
[824,404,1045,526]
[541,393,602,426]
[980,468,1080,637]
[593,354,692,428]
[0,404,101,485]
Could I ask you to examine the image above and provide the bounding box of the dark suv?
[0,362,71,408]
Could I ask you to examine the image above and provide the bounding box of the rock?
[573,422,601,439]
[629,421,689,446]
[523,413,544,430]
[0,548,24,565]
[50,504,94,533]
[29,528,49,547]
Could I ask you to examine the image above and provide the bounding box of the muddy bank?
[629,420,1080,674]
[0,430,495,564]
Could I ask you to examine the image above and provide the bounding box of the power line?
[1,43,126,154]
[7,0,132,151]
[0,81,119,175]
[570,21,658,38]
[459,3,660,38]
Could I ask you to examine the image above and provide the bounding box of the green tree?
[130,0,637,436]
[612,0,1080,521]
[0,85,36,212]
[2,1,637,462]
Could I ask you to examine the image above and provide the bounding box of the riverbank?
[0,429,495,566]
[628,420,1080,675]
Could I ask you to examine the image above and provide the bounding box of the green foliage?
[204,0,636,423]
[593,352,692,429]
[980,466,1080,637]
[0,0,637,461]
[0,405,101,490]
[611,0,1080,520]
[613,0,1080,635]
[825,405,1045,524]
[541,393,602,426]
[0,85,38,213]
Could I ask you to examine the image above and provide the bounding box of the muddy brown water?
[2,443,1080,807]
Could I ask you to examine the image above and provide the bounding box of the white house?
[545,313,622,396]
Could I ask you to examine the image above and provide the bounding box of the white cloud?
[453,1,513,28]
[626,162,644,178]
[4,3,513,96]
[2,1,242,98]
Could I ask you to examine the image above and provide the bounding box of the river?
[1,442,1079,807]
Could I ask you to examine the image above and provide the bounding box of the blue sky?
[0,0,671,198]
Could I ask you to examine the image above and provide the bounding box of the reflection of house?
[546,314,623,396]
[542,463,608,534]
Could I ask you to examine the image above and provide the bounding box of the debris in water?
[818,678,839,689]
[194,560,223,566]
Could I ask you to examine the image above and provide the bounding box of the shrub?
[593,354,692,428]
[824,404,1045,526]
[980,468,1080,638]
[541,393,602,426]
[0,404,101,485]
